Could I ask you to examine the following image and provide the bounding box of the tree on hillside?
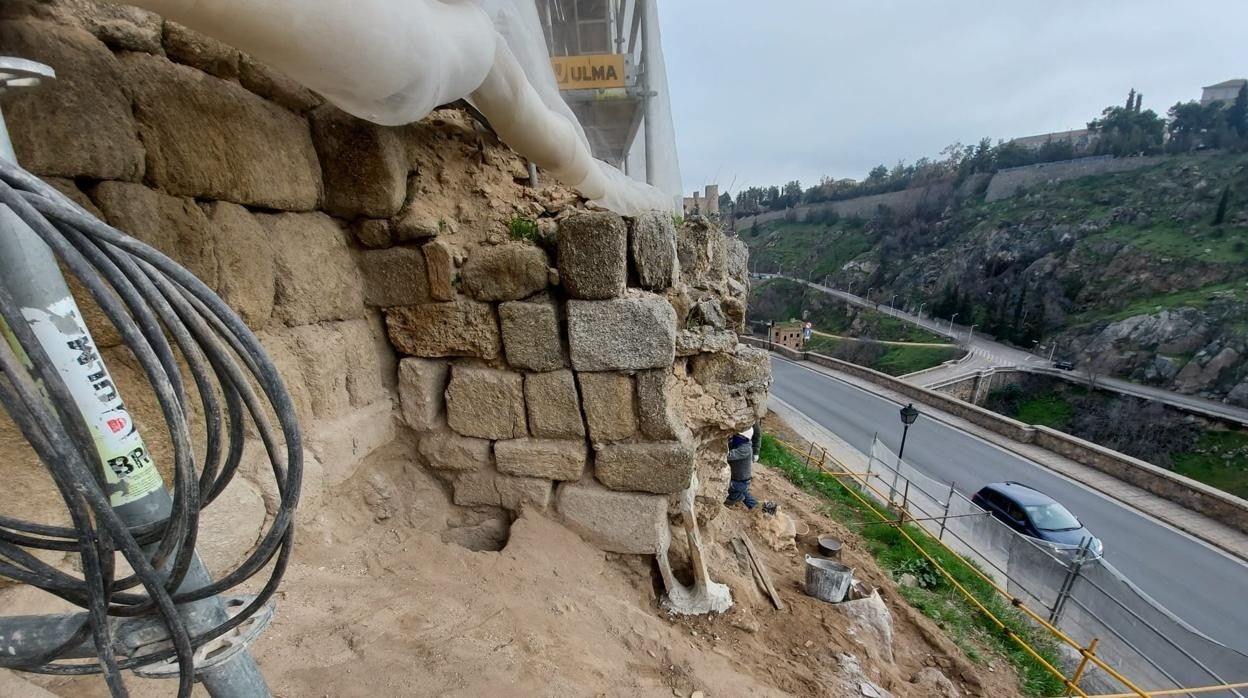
[781,180,803,209]
[1230,84,1248,138]
[1088,89,1165,156]
[1214,185,1231,225]
[866,165,889,184]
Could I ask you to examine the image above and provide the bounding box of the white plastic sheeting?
[107,0,680,214]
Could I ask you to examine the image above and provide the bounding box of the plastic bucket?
[805,555,852,603]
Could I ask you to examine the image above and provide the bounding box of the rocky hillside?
[743,153,1248,403]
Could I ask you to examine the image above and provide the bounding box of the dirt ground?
[7,420,1023,698]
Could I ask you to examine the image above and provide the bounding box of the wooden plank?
[740,533,786,611]
[731,536,766,592]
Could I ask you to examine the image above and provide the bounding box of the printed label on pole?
[22,299,165,506]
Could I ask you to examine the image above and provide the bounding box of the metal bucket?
[818,535,842,559]
[805,555,852,603]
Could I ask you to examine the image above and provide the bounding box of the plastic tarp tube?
[108,0,680,214]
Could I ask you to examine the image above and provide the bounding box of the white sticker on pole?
[21,298,164,506]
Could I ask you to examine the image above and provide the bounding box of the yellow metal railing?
[768,435,1246,698]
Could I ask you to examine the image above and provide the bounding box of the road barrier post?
[1049,537,1092,625]
[804,442,815,466]
[1066,638,1099,697]
[939,481,955,541]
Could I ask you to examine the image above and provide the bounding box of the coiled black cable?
[0,158,302,697]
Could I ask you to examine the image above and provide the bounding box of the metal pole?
[889,423,909,504]
[900,480,910,526]
[0,69,270,696]
[639,0,660,187]
[804,442,815,467]
[1066,639,1099,697]
[939,481,955,541]
[948,313,958,335]
[1049,343,1057,362]
[917,301,926,319]
[1049,537,1090,625]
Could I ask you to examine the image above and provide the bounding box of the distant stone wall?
[733,181,955,229]
[0,0,769,565]
[983,155,1167,202]
[931,369,1027,405]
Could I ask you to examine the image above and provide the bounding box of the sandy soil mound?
[7,432,1020,697]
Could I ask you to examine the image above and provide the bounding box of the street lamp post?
[767,320,775,352]
[968,323,977,343]
[890,403,920,503]
[948,312,959,335]
[1049,343,1058,362]
[917,301,926,319]
[889,293,898,309]
[847,280,856,295]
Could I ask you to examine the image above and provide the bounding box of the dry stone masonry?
[0,1,771,608]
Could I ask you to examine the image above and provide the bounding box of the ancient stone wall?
[732,181,954,229]
[983,155,1168,202]
[0,1,769,567]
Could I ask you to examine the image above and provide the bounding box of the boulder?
[495,438,587,481]
[418,428,491,472]
[238,56,322,113]
[629,212,679,290]
[385,299,501,359]
[398,358,449,431]
[635,369,690,441]
[196,477,265,575]
[558,211,628,299]
[453,467,552,511]
[555,480,669,554]
[723,237,749,287]
[422,239,457,301]
[352,219,393,249]
[676,221,724,284]
[500,299,568,372]
[595,440,696,494]
[203,202,275,328]
[676,327,737,356]
[310,105,409,218]
[524,370,585,439]
[36,0,163,54]
[121,52,322,210]
[163,21,239,79]
[688,298,728,330]
[0,20,145,181]
[461,243,550,301]
[567,292,677,371]
[832,590,894,665]
[577,372,638,443]
[261,212,365,325]
[1228,382,1248,408]
[356,247,431,307]
[445,365,527,440]
[338,318,392,408]
[910,668,961,698]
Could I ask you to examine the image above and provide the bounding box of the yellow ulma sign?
[551,54,626,90]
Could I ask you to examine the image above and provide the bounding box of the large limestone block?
[453,467,552,511]
[262,212,365,325]
[636,369,690,441]
[558,211,628,299]
[495,438,587,481]
[238,56,322,113]
[196,477,264,573]
[691,347,771,388]
[676,222,725,284]
[577,372,637,443]
[287,324,350,419]
[555,480,669,554]
[418,428,491,472]
[203,201,275,328]
[385,299,501,359]
[595,441,696,494]
[17,0,164,53]
[524,370,585,439]
[445,365,526,439]
[121,52,322,210]
[567,292,676,371]
[630,212,679,291]
[163,21,239,79]
[255,330,314,426]
[0,20,144,181]
[461,243,550,302]
[311,105,409,218]
[500,299,567,372]
[356,247,431,308]
[676,327,736,356]
[398,358,449,431]
[92,182,218,289]
[307,400,395,487]
[338,317,393,408]
[723,237,750,288]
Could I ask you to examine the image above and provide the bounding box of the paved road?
[771,357,1248,653]
[761,274,1248,426]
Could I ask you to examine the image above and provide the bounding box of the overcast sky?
[657,1,1248,198]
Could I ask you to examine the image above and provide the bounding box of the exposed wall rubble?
[0,1,769,580]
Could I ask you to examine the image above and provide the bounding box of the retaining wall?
[984,155,1168,202]
[745,339,1248,535]
[734,181,954,229]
